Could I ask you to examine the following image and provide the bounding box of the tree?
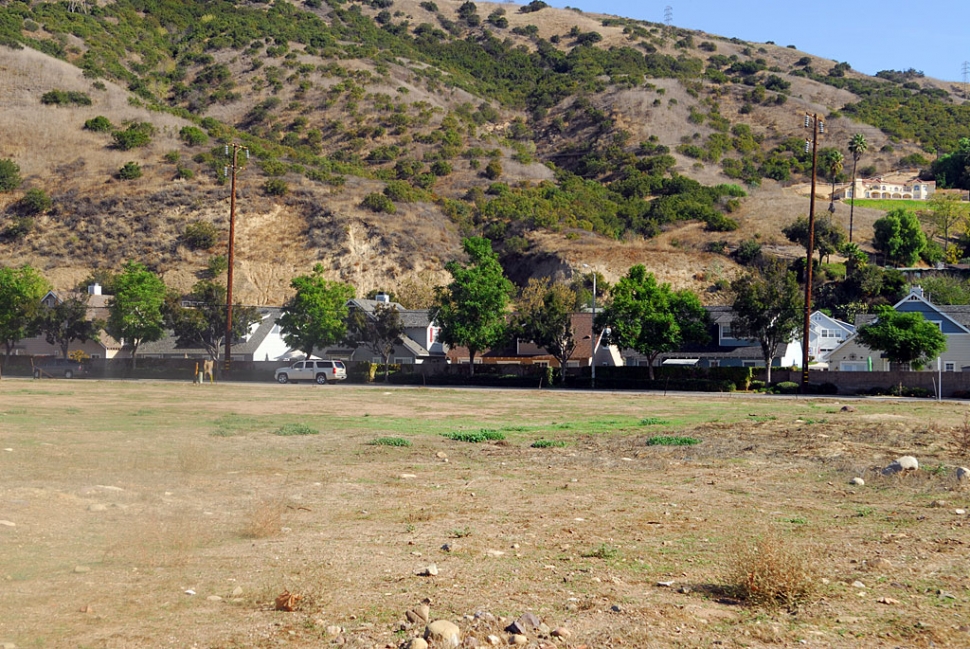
[821,149,844,204]
[0,158,22,192]
[278,264,355,359]
[0,265,49,376]
[930,137,970,190]
[516,281,582,385]
[164,280,261,363]
[847,133,868,242]
[872,208,927,267]
[918,192,965,249]
[106,261,168,369]
[431,237,513,375]
[346,302,405,382]
[730,259,803,383]
[783,214,847,263]
[597,265,709,380]
[856,306,946,371]
[37,293,102,360]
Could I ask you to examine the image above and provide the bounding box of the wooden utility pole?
[223,144,247,372]
[801,114,821,389]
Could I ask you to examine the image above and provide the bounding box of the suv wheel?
[315,373,327,385]
[277,373,290,384]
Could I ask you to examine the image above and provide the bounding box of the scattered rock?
[441,544,452,553]
[207,595,222,602]
[406,603,431,624]
[851,580,866,589]
[425,620,461,647]
[839,405,857,412]
[930,500,948,508]
[509,634,528,646]
[418,564,439,577]
[405,638,428,649]
[610,604,623,613]
[867,558,893,571]
[0,520,15,528]
[877,597,900,605]
[486,635,501,646]
[678,586,692,594]
[1,643,16,649]
[656,580,675,587]
[506,612,540,635]
[957,467,969,481]
[325,625,343,637]
[232,586,244,597]
[938,590,957,600]
[551,628,571,639]
[436,451,448,459]
[956,509,967,515]
[849,477,865,486]
[882,456,919,476]
[87,504,108,512]
[463,637,479,648]
[78,604,94,613]
[74,566,90,573]
[400,474,418,479]
[486,549,505,557]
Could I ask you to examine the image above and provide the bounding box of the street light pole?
[801,114,821,390]
[223,143,248,373]
[583,264,597,389]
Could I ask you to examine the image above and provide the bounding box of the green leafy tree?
[0,265,50,375]
[918,192,965,248]
[346,302,405,382]
[0,159,23,192]
[431,237,513,375]
[847,133,868,242]
[164,280,261,363]
[37,294,103,360]
[856,306,946,370]
[930,137,970,190]
[515,281,583,385]
[782,215,847,264]
[872,208,927,267]
[278,264,356,359]
[730,259,803,383]
[597,265,709,380]
[106,261,168,369]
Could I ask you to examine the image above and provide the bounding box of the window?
[742,360,759,367]
[945,362,956,372]
[395,357,414,364]
[708,359,719,368]
[720,324,732,338]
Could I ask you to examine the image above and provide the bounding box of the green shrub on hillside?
[41,90,92,106]
[179,126,209,147]
[0,159,22,192]
[83,116,113,132]
[112,123,154,150]
[116,162,143,180]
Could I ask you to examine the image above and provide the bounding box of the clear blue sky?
[548,1,970,82]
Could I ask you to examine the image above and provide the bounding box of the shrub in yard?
[117,162,143,180]
[84,115,113,132]
[443,429,505,443]
[370,436,412,447]
[771,381,800,394]
[724,532,818,610]
[274,423,319,436]
[646,435,700,446]
[182,220,219,250]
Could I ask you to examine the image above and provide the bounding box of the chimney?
[88,283,102,296]
[375,292,390,303]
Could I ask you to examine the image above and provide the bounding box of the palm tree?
[826,150,844,207]
[847,133,868,242]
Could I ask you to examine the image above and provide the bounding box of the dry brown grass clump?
[241,498,284,539]
[724,531,820,611]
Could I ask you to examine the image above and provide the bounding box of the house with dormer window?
[827,286,970,371]
[833,170,935,201]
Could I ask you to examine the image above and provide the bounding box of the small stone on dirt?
[425,620,461,647]
[840,405,857,412]
[657,580,675,587]
[882,456,919,475]
[88,504,108,512]
[956,467,969,481]
[877,597,900,605]
[486,635,501,646]
[956,509,967,515]
[405,638,428,649]
[418,564,438,577]
[868,558,892,571]
[551,628,571,639]
[74,566,90,573]
[930,500,948,508]
[851,580,866,589]
[507,612,540,635]
[326,625,343,637]
[400,473,417,479]
[849,477,865,486]
[509,634,527,646]
[232,586,243,596]
[207,595,222,601]
[0,521,15,528]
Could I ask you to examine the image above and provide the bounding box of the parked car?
[275,359,347,384]
[33,357,88,379]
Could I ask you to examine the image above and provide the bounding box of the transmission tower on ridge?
[68,0,89,14]
[963,61,969,100]
[664,6,673,27]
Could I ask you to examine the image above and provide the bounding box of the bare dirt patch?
[1,381,968,648]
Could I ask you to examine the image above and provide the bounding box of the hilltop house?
[826,286,970,371]
[833,170,935,201]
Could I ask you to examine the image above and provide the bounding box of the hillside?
[1,0,967,306]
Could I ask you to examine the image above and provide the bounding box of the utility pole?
[223,143,248,373]
[801,114,822,390]
[963,61,970,101]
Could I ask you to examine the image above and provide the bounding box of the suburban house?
[321,295,447,365]
[833,170,935,201]
[445,312,622,369]
[17,283,124,359]
[809,311,855,363]
[826,286,970,371]
[634,306,803,370]
[138,307,290,362]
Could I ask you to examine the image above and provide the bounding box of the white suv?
[275,360,347,384]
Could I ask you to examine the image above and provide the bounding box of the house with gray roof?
[139,307,289,362]
[826,286,970,371]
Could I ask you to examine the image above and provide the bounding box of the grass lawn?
[1,380,969,648]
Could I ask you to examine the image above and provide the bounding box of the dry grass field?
[1,380,969,648]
